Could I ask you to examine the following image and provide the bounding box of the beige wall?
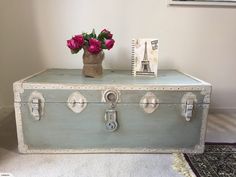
[1,0,236,110]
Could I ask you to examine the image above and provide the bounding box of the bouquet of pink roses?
[67,29,115,55]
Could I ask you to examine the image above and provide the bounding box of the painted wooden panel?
[25,69,201,85]
[20,102,203,150]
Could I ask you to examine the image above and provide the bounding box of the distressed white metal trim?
[13,69,47,102]
[199,104,210,150]
[21,83,211,91]
[18,144,204,154]
[13,83,24,103]
[181,71,211,86]
[13,80,27,152]
[182,71,212,104]
[168,0,236,6]
[14,102,28,153]
[13,69,212,93]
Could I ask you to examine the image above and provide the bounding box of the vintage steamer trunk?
[13,69,211,154]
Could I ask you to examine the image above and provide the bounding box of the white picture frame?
[168,0,236,6]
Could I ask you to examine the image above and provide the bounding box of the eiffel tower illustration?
[136,41,154,76]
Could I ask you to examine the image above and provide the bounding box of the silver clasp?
[103,89,119,132]
[184,99,194,121]
[105,109,118,132]
[31,98,40,120]
[28,91,45,121]
[181,92,197,122]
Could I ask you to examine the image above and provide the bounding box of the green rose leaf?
[101,44,107,49]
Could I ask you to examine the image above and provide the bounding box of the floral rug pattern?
[184,143,236,177]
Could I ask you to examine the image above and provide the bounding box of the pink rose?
[73,35,84,47]
[105,39,115,50]
[88,38,102,54]
[101,29,113,39]
[67,35,84,51]
[67,39,80,50]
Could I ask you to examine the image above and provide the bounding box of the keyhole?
[107,93,116,102]
[105,108,118,132]
[106,122,115,130]
[109,114,113,120]
[108,122,114,129]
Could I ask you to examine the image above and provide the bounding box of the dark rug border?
[183,154,201,177]
[183,142,236,177]
[205,142,236,145]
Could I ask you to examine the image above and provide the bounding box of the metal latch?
[103,90,119,132]
[105,109,118,132]
[28,91,45,121]
[31,98,41,120]
[184,99,194,122]
[181,92,197,122]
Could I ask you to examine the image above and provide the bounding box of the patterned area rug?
[183,143,236,177]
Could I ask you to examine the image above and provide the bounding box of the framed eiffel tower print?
[132,38,158,77]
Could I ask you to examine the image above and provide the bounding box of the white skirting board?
[209,108,236,113]
[168,0,236,6]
